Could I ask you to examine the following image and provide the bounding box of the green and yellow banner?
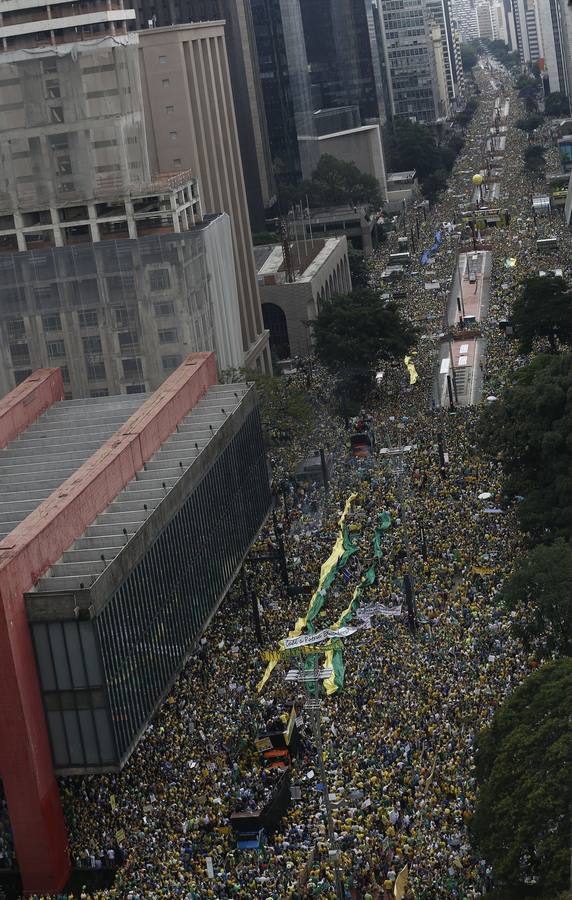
[404,356,419,385]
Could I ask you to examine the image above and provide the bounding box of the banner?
[394,864,409,899]
[404,356,419,386]
[288,493,358,638]
[324,513,392,695]
[257,493,357,693]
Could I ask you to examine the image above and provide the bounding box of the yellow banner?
[394,864,409,899]
[288,493,357,639]
[404,356,419,385]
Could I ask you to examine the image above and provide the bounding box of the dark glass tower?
[251,0,319,184]
[299,0,386,123]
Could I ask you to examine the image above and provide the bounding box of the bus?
[389,252,411,265]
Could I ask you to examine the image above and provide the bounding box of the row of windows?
[97,408,271,762]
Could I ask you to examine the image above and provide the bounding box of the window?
[47,340,65,359]
[10,342,30,363]
[159,328,178,344]
[169,130,177,142]
[153,301,175,317]
[159,55,167,64]
[114,306,133,327]
[45,80,60,99]
[90,388,109,397]
[165,105,174,114]
[162,78,170,88]
[173,158,182,167]
[122,358,143,378]
[42,313,61,332]
[118,330,139,350]
[162,355,181,372]
[56,156,72,176]
[42,58,57,74]
[149,269,171,291]
[82,335,102,354]
[126,384,145,394]
[14,369,32,385]
[50,107,64,124]
[86,361,106,382]
[60,365,70,384]
[7,317,25,339]
[78,309,98,328]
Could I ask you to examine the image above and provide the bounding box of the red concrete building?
[0,354,270,893]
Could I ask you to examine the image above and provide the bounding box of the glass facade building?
[300,0,386,123]
[29,400,271,772]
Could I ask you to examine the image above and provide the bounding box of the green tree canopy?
[385,120,441,180]
[523,143,546,175]
[307,154,382,208]
[512,275,572,352]
[498,538,572,656]
[470,658,572,898]
[221,368,311,446]
[544,91,570,117]
[515,113,543,133]
[312,288,418,382]
[347,247,369,288]
[480,353,572,539]
[461,43,477,71]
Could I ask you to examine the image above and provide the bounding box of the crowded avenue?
[4,58,570,900]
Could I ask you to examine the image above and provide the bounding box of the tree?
[479,353,572,539]
[512,276,572,352]
[523,143,546,176]
[385,120,441,180]
[544,91,570,117]
[306,154,383,208]
[470,658,572,898]
[515,113,543,134]
[498,539,572,657]
[461,44,477,71]
[421,169,448,201]
[311,288,418,394]
[221,368,311,446]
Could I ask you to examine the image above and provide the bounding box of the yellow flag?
[404,356,419,385]
[256,656,279,693]
[394,864,409,899]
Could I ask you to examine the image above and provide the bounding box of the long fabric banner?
[404,356,419,385]
[324,512,391,695]
[256,493,358,693]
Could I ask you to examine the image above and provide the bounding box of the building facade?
[256,236,351,358]
[0,209,245,398]
[138,23,270,370]
[425,0,465,112]
[132,0,276,229]
[299,0,386,123]
[317,125,388,200]
[0,355,271,891]
[380,0,443,123]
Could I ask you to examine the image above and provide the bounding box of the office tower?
[0,357,270,892]
[251,0,319,182]
[451,0,479,42]
[512,0,543,63]
[425,0,465,112]
[138,23,271,369]
[132,0,276,229]
[300,0,387,123]
[537,0,570,96]
[557,0,572,99]
[430,24,452,118]
[477,1,497,39]
[379,0,444,122]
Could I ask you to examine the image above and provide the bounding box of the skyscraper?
[300,0,387,124]
[425,0,465,111]
[250,0,319,182]
[138,22,271,370]
[132,0,277,229]
[379,0,445,122]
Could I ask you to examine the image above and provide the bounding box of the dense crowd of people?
[3,57,571,900]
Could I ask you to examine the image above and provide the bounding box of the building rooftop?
[387,171,417,183]
[28,383,251,598]
[255,237,345,284]
[0,394,149,543]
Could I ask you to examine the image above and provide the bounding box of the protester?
[10,59,567,900]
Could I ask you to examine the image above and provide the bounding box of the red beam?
[0,352,217,894]
[0,368,63,450]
